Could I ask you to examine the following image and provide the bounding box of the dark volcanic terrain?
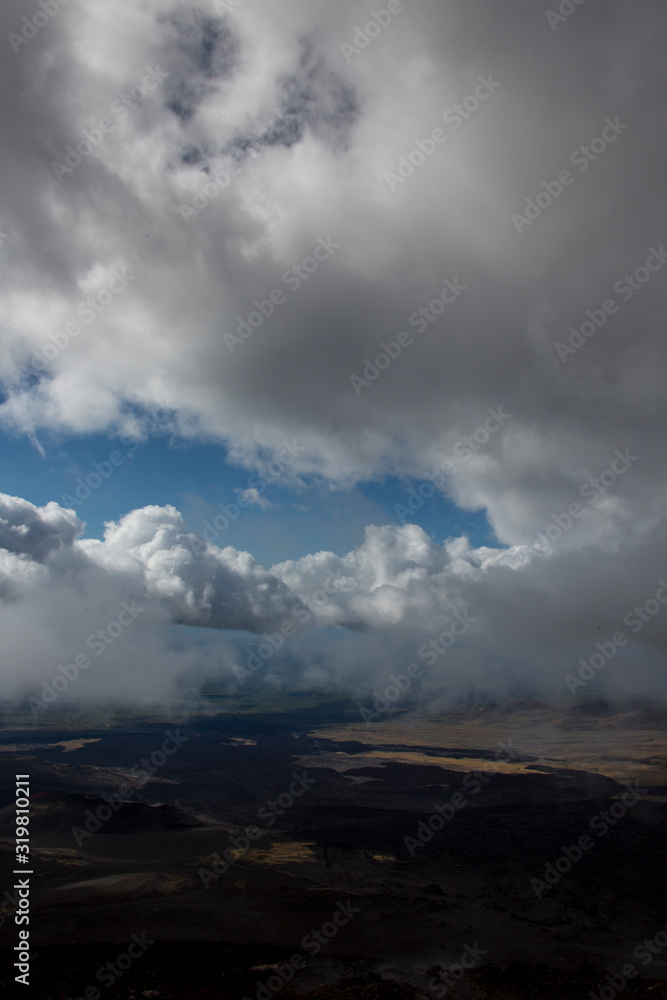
[0,695,666,998]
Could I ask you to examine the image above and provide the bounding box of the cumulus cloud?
[0,494,81,561]
[0,494,296,628]
[0,494,297,705]
[1,495,666,708]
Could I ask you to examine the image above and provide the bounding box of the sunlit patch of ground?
[30,847,91,866]
[245,841,318,867]
[55,872,157,896]
[0,738,101,753]
[309,710,667,788]
[295,749,535,774]
[156,874,192,894]
[55,739,101,752]
[361,750,537,773]
[25,798,65,813]
[0,743,56,753]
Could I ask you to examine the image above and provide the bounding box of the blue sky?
[0,426,496,566]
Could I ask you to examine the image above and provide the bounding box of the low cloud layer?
[1,494,666,709]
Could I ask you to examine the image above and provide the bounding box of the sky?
[1,0,666,712]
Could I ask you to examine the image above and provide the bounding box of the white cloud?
[236,486,272,510]
[0,0,664,553]
[1,494,666,707]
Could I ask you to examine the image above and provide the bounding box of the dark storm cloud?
[274,44,359,149]
[221,42,359,161]
[160,6,238,121]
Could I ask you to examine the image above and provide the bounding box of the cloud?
[0,0,664,552]
[0,493,298,705]
[1,494,666,708]
[0,2,665,706]
[0,494,81,561]
[236,486,272,510]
